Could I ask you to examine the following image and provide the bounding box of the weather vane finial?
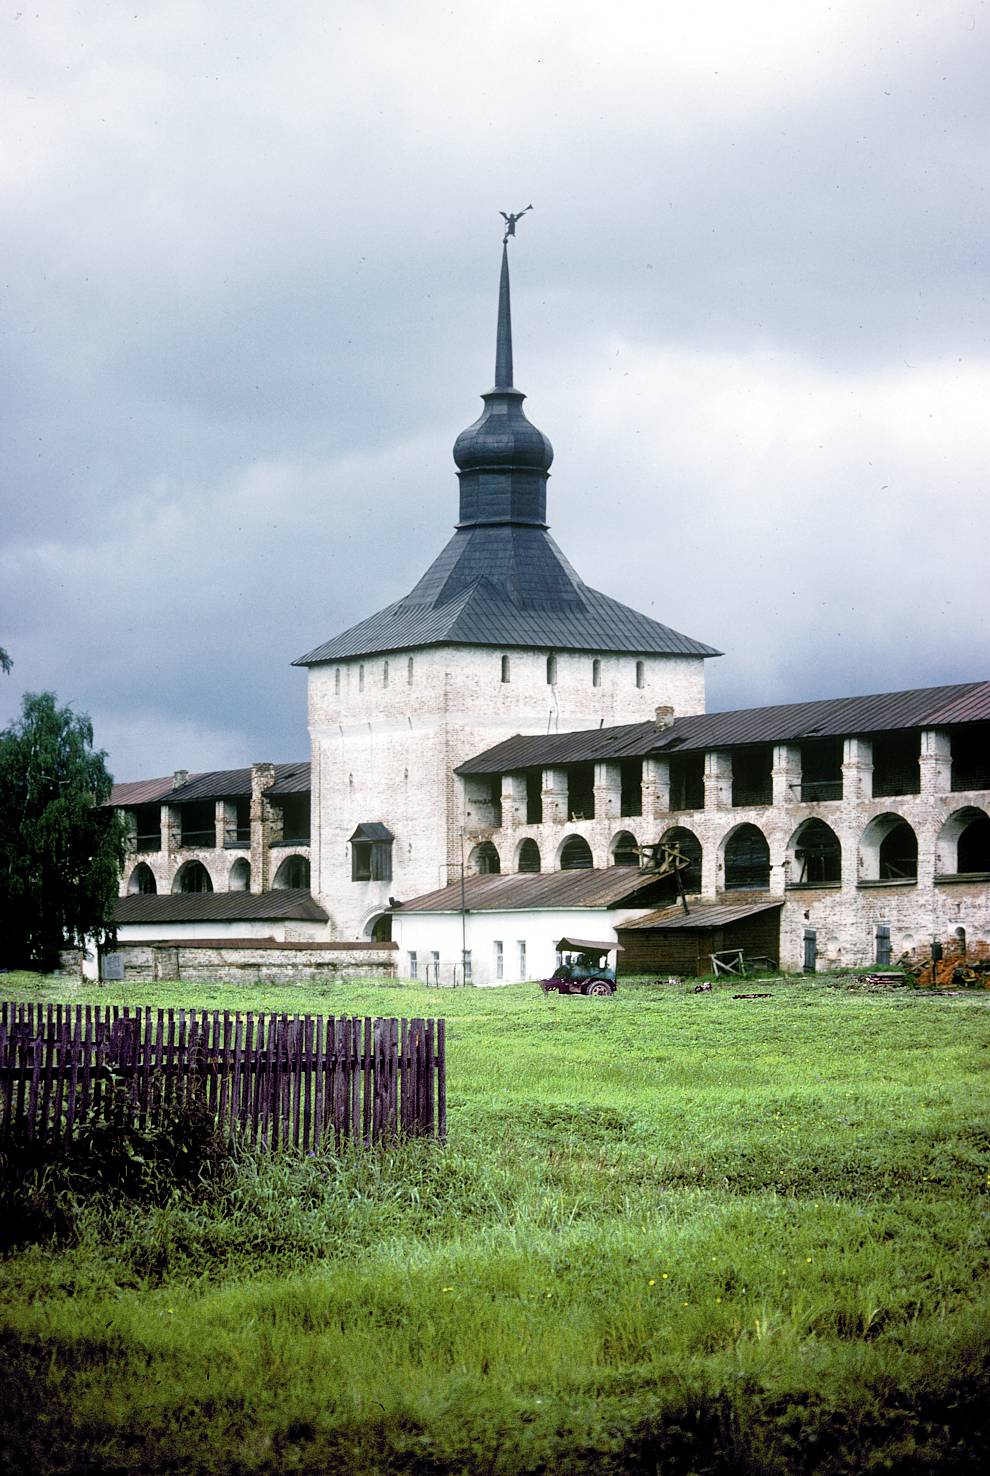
[500,204,533,245]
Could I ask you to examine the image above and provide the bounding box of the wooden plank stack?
[0,1003,446,1150]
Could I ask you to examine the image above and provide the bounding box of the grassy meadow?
[1,971,989,1474]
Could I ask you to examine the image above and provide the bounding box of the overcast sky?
[2,1,987,781]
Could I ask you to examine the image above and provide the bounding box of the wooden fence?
[0,1003,445,1150]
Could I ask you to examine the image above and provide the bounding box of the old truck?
[540,937,621,997]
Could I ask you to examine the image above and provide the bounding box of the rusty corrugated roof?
[393,867,672,914]
[109,775,200,807]
[617,899,783,932]
[457,680,990,774]
[115,888,328,924]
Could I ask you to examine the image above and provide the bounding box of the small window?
[518,940,526,978]
[334,667,341,695]
[546,653,557,685]
[635,660,645,689]
[592,658,601,688]
[431,949,440,984]
[494,940,504,980]
[409,950,418,979]
[407,656,414,684]
[358,664,365,693]
[383,660,389,688]
[501,654,511,683]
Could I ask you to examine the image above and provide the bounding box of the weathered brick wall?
[470,736,990,971]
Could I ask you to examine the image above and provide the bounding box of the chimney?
[654,706,674,731]
[172,769,188,787]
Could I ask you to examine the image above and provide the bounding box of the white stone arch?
[172,859,213,894]
[658,825,703,892]
[515,837,541,874]
[468,841,500,875]
[363,911,393,943]
[273,854,311,889]
[719,821,771,891]
[228,857,251,892]
[557,834,594,870]
[127,862,157,896]
[859,812,918,881]
[785,816,842,885]
[935,805,990,875]
[609,830,640,866]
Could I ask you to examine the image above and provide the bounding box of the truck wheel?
[584,980,614,997]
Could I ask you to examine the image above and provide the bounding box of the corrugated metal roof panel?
[115,888,328,924]
[618,900,783,931]
[394,867,668,914]
[110,775,193,807]
[266,763,311,796]
[457,681,990,773]
[166,763,307,804]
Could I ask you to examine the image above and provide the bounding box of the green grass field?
[1,972,989,1474]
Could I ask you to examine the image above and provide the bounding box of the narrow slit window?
[383,660,389,688]
[334,667,341,695]
[635,660,645,689]
[358,664,365,693]
[407,656,414,684]
[546,653,557,685]
[501,654,511,683]
[592,658,601,688]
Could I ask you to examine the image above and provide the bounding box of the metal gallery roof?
[115,888,328,925]
[457,680,990,774]
[123,763,309,807]
[109,775,200,807]
[392,867,673,915]
[617,899,784,932]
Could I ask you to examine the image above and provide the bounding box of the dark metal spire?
[494,243,513,390]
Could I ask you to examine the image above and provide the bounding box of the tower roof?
[295,237,719,668]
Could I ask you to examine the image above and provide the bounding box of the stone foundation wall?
[111,939,397,986]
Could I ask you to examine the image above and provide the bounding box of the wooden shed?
[615,899,783,978]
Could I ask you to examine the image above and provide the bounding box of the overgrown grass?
[1,972,989,1473]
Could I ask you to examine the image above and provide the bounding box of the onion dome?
[452,244,553,525]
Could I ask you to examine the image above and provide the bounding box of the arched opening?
[723,824,771,890]
[635,659,645,689]
[273,854,311,889]
[516,838,541,873]
[228,857,251,892]
[860,813,918,881]
[468,841,500,875]
[592,658,601,688]
[787,818,841,885]
[559,835,594,870]
[610,831,640,866]
[501,654,511,683]
[659,827,702,892]
[368,913,393,943]
[127,863,157,896]
[546,652,557,685]
[937,807,990,875]
[173,860,213,894]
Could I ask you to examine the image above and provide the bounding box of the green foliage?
[0,1078,236,1251]
[0,691,125,970]
[0,977,988,1472]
